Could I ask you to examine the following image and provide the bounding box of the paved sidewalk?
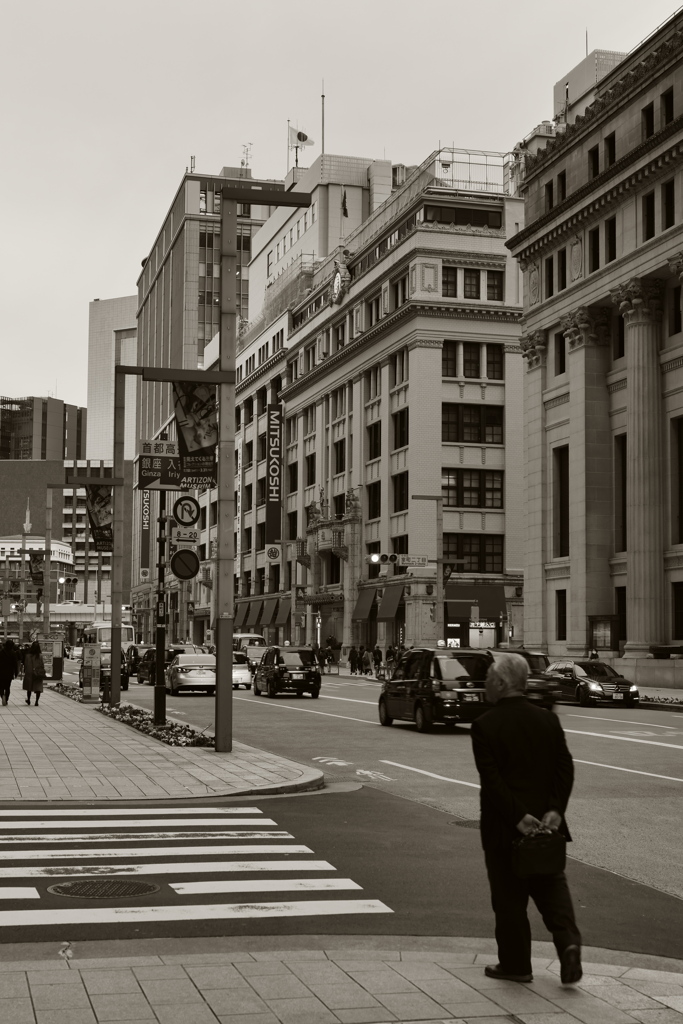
[2,936,683,1024]
[0,690,323,802]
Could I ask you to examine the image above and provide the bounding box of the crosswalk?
[0,806,393,931]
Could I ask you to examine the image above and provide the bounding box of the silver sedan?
[166,654,216,696]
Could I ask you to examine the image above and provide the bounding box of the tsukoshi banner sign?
[85,485,113,552]
[172,381,218,488]
[140,490,151,581]
[265,404,283,546]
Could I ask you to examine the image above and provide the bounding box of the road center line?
[566,714,681,730]
[320,695,377,706]
[574,759,683,783]
[379,761,480,789]
[234,698,373,725]
[564,729,683,750]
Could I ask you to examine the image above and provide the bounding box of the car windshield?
[233,652,248,665]
[525,654,549,673]
[575,662,618,680]
[281,651,315,667]
[247,647,268,659]
[176,655,215,667]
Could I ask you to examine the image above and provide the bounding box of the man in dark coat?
[471,652,581,986]
[0,641,18,706]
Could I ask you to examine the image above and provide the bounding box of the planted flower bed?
[48,682,83,703]
[98,703,214,747]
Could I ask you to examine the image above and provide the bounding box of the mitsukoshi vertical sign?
[140,490,151,581]
[265,405,283,547]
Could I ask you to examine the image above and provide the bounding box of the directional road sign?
[170,526,199,550]
[170,549,200,581]
[173,496,200,526]
[397,554,428,567]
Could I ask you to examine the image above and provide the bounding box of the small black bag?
[512,828,567,878]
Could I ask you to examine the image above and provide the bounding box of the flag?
[172,380,218,488]
[85,485,113,552]
[289,126,314,148]
[341,188,348,217]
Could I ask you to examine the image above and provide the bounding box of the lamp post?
[411,494,444,644]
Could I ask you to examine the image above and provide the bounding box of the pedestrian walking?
[361,647,373,676]
[0,640,18,706]
[470,652,582,986]
[348,646,358,675]
[385,644,396,674]
[23,641,47,706]
[324,644,334,674]
[315,645,326,673]
[372,644,383,678]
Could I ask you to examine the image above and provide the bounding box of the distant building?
[86,295,138,461]
[0,396,86,461]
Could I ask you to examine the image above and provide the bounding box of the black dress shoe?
[560,945,582,984]
[485,964,533,983]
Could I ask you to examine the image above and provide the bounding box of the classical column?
[519,329,548,648]
[611,277,665,655]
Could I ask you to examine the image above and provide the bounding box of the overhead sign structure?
[170,548,200,581]
[397,554,429,567]
[173,495,200,527]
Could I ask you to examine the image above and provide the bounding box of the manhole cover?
[47,880,160,899]
[449,819,480,829]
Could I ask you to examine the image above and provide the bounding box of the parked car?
[546,659,639,707]
[245,645,269,676]
[488,649,562,709]
[79,648,129,691]
[138,645,202,685]
[166,654,216,695]
[232,650,252,690]
[125,644,154,677]
[379,647,491,732]
[253,646,321,698]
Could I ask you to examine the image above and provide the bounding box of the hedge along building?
[229,148,526,653]
[506,11,683,684]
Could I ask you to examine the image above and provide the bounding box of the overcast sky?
[1,0,677,408]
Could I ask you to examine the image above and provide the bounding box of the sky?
[1,0,679,408]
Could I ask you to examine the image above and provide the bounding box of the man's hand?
[516,813,542,835]
[541,810,562,831]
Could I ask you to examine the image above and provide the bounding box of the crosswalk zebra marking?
[0,860,338,878]
[0,888,39,900]
[0,831,293,843]
[170,878,361,895]
[0,807,264,817]
[0,818,278,829]
[0,844,313,861]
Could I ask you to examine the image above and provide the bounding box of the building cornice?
[235,350,287,396]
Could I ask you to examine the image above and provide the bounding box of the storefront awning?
[376,585,404,622]
[274,597,291,626]
[352,588,376,621]
[234,602,248,629]
[246,599,263,628]
[260,598,278,627]
[445,584,507,619]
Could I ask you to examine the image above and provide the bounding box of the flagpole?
[287,119,290,174]
[321,79,325,156]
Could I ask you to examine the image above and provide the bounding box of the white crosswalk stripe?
[0,805,392,929]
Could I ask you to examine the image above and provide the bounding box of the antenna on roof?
[190,155,196,173]
[241,143,252,173]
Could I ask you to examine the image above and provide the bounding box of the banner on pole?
[172,381,218,488]
[85,485,113,552]
[140,490,151,581]
[265,404,283,545]
[28,550,45,587]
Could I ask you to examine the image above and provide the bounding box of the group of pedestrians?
[347,642,405,677]
[0,640,46,706]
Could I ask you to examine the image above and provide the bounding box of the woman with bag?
[23,641,46,706]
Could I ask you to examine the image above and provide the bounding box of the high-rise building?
[86,295,138,461]
[507,11,683,683]
[0,396,86,461]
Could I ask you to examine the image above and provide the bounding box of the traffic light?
[364,553,399,566]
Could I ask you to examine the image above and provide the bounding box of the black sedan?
[547,659,639,707]
[253,646,321,698]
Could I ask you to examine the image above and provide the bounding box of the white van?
[232,632,266,651]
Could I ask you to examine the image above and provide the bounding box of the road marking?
[0,860,337,879]
[0,831,293,844]
[0,888,39,899]
[320,695,377,706]
[312,757,354,766]
[567,714,681,730]
[235,697,373,725]
[0,808,264,817]
[356,770,395,782]
[574,759,683,783]
[0,819,277,830]
[0,899,393,927]
[565,729,683,750]
[380,761,480,789]
[171,878,361,895]
[0,845,312,862]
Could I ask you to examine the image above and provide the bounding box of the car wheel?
[253,681,261,696]
[577,685,592,707]
[165,685,171,694]
[415,704,432,733]
[267,680,277,699]
[245,683,251,690]
[310,686,320,699]
[378,699,393,726]
[294,689,303,698]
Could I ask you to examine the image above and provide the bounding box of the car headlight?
[630,685,639,692]
[587,681,603,691]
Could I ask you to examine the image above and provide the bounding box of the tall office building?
[0,396,86,461]
[86,295,138,461]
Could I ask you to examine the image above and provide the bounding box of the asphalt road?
[112,670,683,905]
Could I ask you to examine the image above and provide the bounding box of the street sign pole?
[154,490,167,725]
[111,370,126,707]
[43,491,52,638]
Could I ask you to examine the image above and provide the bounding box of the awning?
[352,588,376,621]
[445,584,507,619]
[260,597,278,626]
[274,597,291,626]
[234,602,248,629]
[246,599,263,628]
[376,585,404,622]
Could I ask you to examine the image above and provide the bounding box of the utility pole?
[154,490,167,725]
[18,500,31,643]
[43,492,52,637]
[412,494,445,643]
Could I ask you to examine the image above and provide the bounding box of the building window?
[588,227,600,273]
[663,179,675,230]
[555,331,566,375]
[662,87,675,126]
[642,102,655,140]
[442,340,457,377]
[544,180,554,212]
[556,590,567,641]
[367,294,381,326]
[557,248,567,291]
[461,470,480,507]
[257,432,267,462]
[588,145,599,179]
[256,478,266,507]
[487,270,504,301]
[463,342,481,378]
[442,404,504,444]
[393,274,409,307]
[256,523,266,551]
[392,348,409,386]
[486,345,504,380]
[673,583,683,640]
[305,345,316,372]
[243,527,252,553]
[267,251,274,275]
[393,472,409,512]
[392,408,409,450]
[367,421,381,461]
[367,481,381,520]
[443,533,504,574]
[675,419,683,545]
[286,416,298,445]
[333,438,346,474]
[392,534,409,574]
[545,256,554,298]
[243,486,252,513]
[442,266,457,297]
[670,286,682,336]
[605,217,617,263]
[557,170,567,202]
[442,469,503,509]
[643,191,655,241]
[304,405,315,435]
[463,269,480,299]
[333,494,345,519]
[336,323,346,349]
[613,315,625,359]
[288,510,298,541]
[366,365,381,399]
[305,453,316,487]
[331,386,346,420]
[288,461,298,494]
[614,433,627,552]
[604,132,616,167]
[553,445,569,558]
